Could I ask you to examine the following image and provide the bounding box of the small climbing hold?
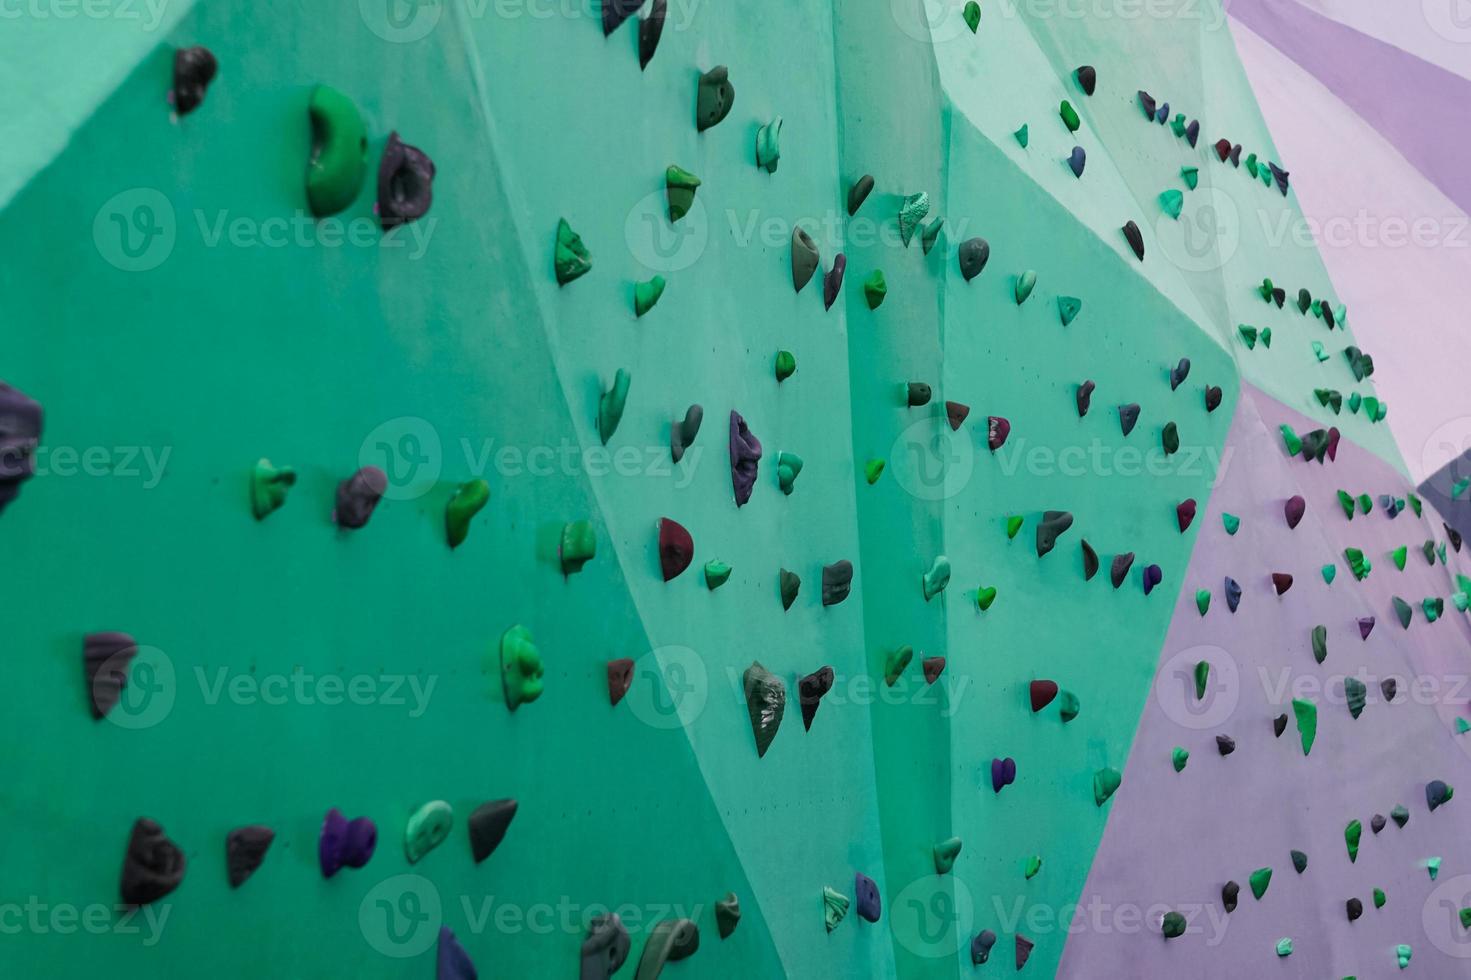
[798,667,834,730]
[958,237,990,282]
[635,919,700,980]
[906,382,932,407]
[1138,91,1157,119]
[657,518,694,581]
[1293,698,1318,755]
[671,405,703,463]
[0,382,41,516]
[716,894,741,938]
[1322,564,1336,584]
[172,46,218,116]
[1216,734,1235,755]
[598,369,632,445]
[1016,935,1035,971]
[972,931,997,965]
[1194,590,1210,616]
[1345,547,1370,581]
[933,837,963,874]
[1383,679,1398,702]
[1023,855,1042,880]
[1059,691,1080,722]
[306,86,367,218]
[121,818,186,906]
[1111,553,1135,589]
[864,458,885,484]
[1143,564,1163,595]
[729,411,762,507]
[1250,867,1272,900]
[774,350,797,384]
[554,218,592,285]
[1162,911,1186,939]
[1068,146,1086,178]
[754,116,782,173]
[1290,849,1308,874]
[438,926,476,980]
[1169,358,1191,390]
[1427,779,1454,811]
[602,0,641,33]
[1118,403,1140,436]
[405,800,454,864]
[378,133,435,229]
[864,270,888,309]
[1390,545,1408,571]
[776,451,802,495]
[1185,119,1200,146]
[1222,513,1239,535]
[1094,767,1122,805]
[1275,938,1293,958]
[779,569,800,610]
[824,255,846,310]
[1193,661,1211,700]
[1397,944,1412,969]
[743,662,786,758]
[1311,625,1327,664]
[1077,380,1095,417]
[898,193,931,248]
[917,218,944,256]
[695,66,734,131]
[1030,679,1059,712]
[607,658,634,706]
[1075,65,1096,95]
[1015,270,1037,305]
[560,520,597,575]
[85,632,138,720]
[226,825,274,888]
[334,466,387,529]
[500,625,544,711]
[1346,898,1363,921]
[823,886,850,932]
[946,401,970,430]
[1058,296,1082,326]
[1272,572,1293,595]
[634,276,666,318]
[468,799,517,864]
[1177,498,1197,532]
[1392,596,1412,629]
[1225,577,1241,612]
[1181,166,1199,190]
[848,175,875,216]
[1172,747,1189,772]
[855,873,881,923]
[1162,422,1179,455]
[987,416,1011,452]
[822,560,853,606]
[1014,124,1029,148]
[1081,540,1099,580]
[1375,887,1387,907]
[1284,495,1305,529]
[1391,806,1409,828]
[1430,856,1444,880]
[1273,714,1288,737]
[1036,511,1073,557]
[963,0,981,31]
[1159,189,1183,220]
[975,586,997,611]
[1239,325,1260,350]
[445,479,490,549]
[638,0,666,69]
[1204,385,1222,413]
[1222,881,1239,912]
[885,646,912,685]
[581,914,631,979]
[922,657,945,683]
[319,808,376,878]
[791,228,820,293]
[1122,221,1144,261]
[922,556,951,601]
[1170,114,1186,136]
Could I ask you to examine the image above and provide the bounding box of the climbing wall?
[2,0,1466,978]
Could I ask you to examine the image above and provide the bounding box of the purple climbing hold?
[1068,146,1086,178]
[729,411,762,507]
[334,466,387,529]
[1185,119,1200,147]
[120,818,186,906]
[992,757,1017,793]
[1284,495,1306,529]
[855,873,882,923]
[1138,91,1157,119]
[798,666,834,730]
[824,254,846,310]
[378,132,436,229]
[1225,577,1242,612]
[1169,358,1191,391]
[602,0,643,34]
[972,930,997,965]
[85,631,138,720]
[319,808,377,877]
[987,416,1011,451]
[1143,563,1163,595]
[1358,617,1375,639]
[438,926,477,980]
[1176,499,1197,532]
[1118,403,1141,436]
[1111,553,1135,589]
[0,382,43,515]
[1016,934,1035,970]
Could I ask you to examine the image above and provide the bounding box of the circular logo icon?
[94,189,176,272]
[625,645,709,731]
[360,0,442,42]
[1154,644,1239,730]
[1423,0,1471,43]
[1424,874,1471,957]
[625,190,709,273]
[1421,417,1471,492]
[891,0,970,44]
[101,645,177,730]
[891,874,975,959]
[359,416,443,501]
[1155,186,1240,273]
[360,874,443,957]
[890,418,976,502]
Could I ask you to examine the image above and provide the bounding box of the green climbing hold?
[1170,114,1186,137]
[1338,490,1355,519]
[1392,545,1407,571]
[1315,388,1343,414]
[1312,340,1328,362]
[251,459,296,520]
[1181,166,1198,190]
[1006,515,1024,539]
[1345,677,1367,719]
[1429,857,1443,880]
[1222,513,1240,535]
[864,459,885,484]
[776,452,803,495]
[755,116,782,173]
[499,624,544,711]
[560,520,596,574]
[1172,747,1189,772]
[1057,296,1082,326]
[1159,189,1183,220]
[1462,908,1471,929]
[634,276,666,317]
[597,369,631,444]
[920,218,944,255]
[1455,476,1471,499]
[934,837,963,874]
[1014,123,1029,147]
[1280,424,1302,456]
[554,218,592,285]
[1023,855,1042,880]
[864,270,887,309]
[1396,944,1412,969]
[1312,625,1327,664]
[1275,938,1293,957]
[1059,100,1081,133]
[1239,324,1259,349]
[1409,493,1422,516]
[1194,660,1209,700]
[1424,597,1444,622]
[1293,699,1318,755]
[922,556,951,601]
[774,350,796,382]
[898,192,930,248]
[963,0,981,32]
[1015,270,1037,305]
[306,86,368,218]
[666,165,701,223]
[1348,392,1362,414]
[1162,422,1180,455]
[1345,820,1361,862]
[884,645,913,686]
[1322,564,1335,583]
[1058,690,1080,722]
[1393,596,1412,628]
[1195,589,1210,615]
[1374,888,1386,908]
[445,479,490,549]
[1250,867,1273,900]
[704,560,732,590]
[404,800,453,863]
[1162,911,1186,938]
[1093,767,1122,806]
[1457,717,1470,734]
[823,886,850,932]
[1345,548,1371,580]
[975,586,997,611]
[1245,153,1258,178]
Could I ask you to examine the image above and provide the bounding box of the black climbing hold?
[607,658,633,706]
[848,175,875,216]
[958,237,990,282]
[1123,221,1144,260]
[1081,540,1099,580]
[1222,880,1239,913]
[1272,572,1293,595]
[1229,144,1242,166]
[1077,380,1095,417]
[798,667,834,730]
[468,799,518,864]
[173,46,218,116]
[696,66,735,132]
[1170,358,1191,390]
[226,825,275,888]
[824,254,846,310]
[1204,385,1222,413]
[1273,713,1287,737]
[0,382,43,515]
[1446,523,1463,551]
[1118,403,1140,436]
[1111,553,1134,588]
[581,913,631,979]
[602,0,642,34]
[120,818,186,906]
[1268,161,1289,195]
[85,631,138,720]
[729,411,762,507]
[744,662,785,758]
[946,401,970,430]
[715,896,741,939]
[822,560,853,606]
[1162,422,1179,455]
[335,466,387,528]
[1346,897,1362,921]
[1381,678,1397,702]
[1076,65,1096,95]
[971,930,997,964]
[671,405,703,463]
[378,132,436,229]
[779,569,800,610]
[638,0,666,69]
[1216,734,1236,756]
[1272,287,1285,307]
[1297,288,1312,314]
[1036,511,1073,557]
[1370,814,1386,834]
[1427,779,1453,811]
[907,382,933,407]
[1290,850,1307,873]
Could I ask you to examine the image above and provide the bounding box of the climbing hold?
[671,405,703,463]
[1222,513,1239,535]
[1094,767,1122,805]
[1369,815,1386,834]
[1427,779,1454,811]
[1081,540,1099,580]
[774,350,797,383]
[560,520,597,575]
[1016,935,1035,971]
[1431,857,1444,880]
[1075,380,1096,419]
[1169,357,1191,391]
[958,237,990,281]
[1284,495,1305,529]
[1391,545,1408,571]
[602,0,641,34]
[582,914,631,979]
[975,586,997,611]
[848,175,875,215]
[1375,887,1388,908]
[85,632,138,720]
[445,480,490,549]
[1138,91,1157,119]
[305,86,367,218]
[1193,661,1211,701]
[823,887,850,932]
[1290,849,1308,874]
[334,466,386,529]
[898,192,931,248]
[972,930,997,965]
[597,370,631,445]
[1014,124,1029,148]
[1216,734,1235,755]
[1250,867,1272,900]
[1272,572,1293,595]
[1293,698,1318,755]
[1015,270,1037,304]
[1185,119,1201,146]
[1225,577,1241,612]
[946,401,970,430]
[638,0,666,69]
[1123,221,1144,260]
[1275,938,1293,958]
[120,818,186,906]
[1322,564,1336,584]
[754,116,782,173]
[1177,498,1197,532]
[743,662,785,758]
[729,411,762,507]
[884,646,913,686]
[1058,296,1082,326]
[922,556,951,601]
[1204,385,1222,414]
[0,383,41,516]
[554,218,592,285]
[1160,189,1183,220]
[658,518,694,581]
[500,625,544,711]
[933,837,963,874]
[1397,944,1412,969]
[607,659,633,706]
[1273,714,1287,737]
[1239,325,1260,350]
[1391,806,1409,828]
[1143,564,1163,595]
[468,799,517,864]
[635,919,700,980]
[695,66,734,131]
[1036,511,1073,557]
[1068,146,1086,178]
[963,0,981,31]
[1392,596,1412,629]
[776,452,802,495]
[1311,625,1327,664]
[1425,596,1445,622]
[1023,855,1042,880]
[437,926,476,980]
[1195,590,1210,616]
[864,458,885,484]
[634,277,666,317]
[1346,897,1363,921]
[864,270,887,309]
[1383,679,1398,702]
[1180,166,1199,190]
[920,218,944,255]
[779,569,800,610]
[1345,547,1371,581]
[1172,747,1189,772]
[791,228,820,293]
[987,416,1011,452]
[1030,679,1059,712]
[1059,691,1080,722]
[225,825,274,888]
[1118,403,1140,436]
[1111,553,1135,588]
[319,808,376,877]
[378,133,436,229]
[798,667,834,730]
[1162,911,1186,939]
[172,46,218,116]
[716,894,741,938]
[405,800,454,864]
[822,560,853,606]
[1222,881,1239,912]
[1162,422,1179,455]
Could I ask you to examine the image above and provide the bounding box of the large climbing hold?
[743,662,785,758]
[319,808,376,877]
[0,382,42,516]
[172,46,218,116]
[445,479,490,549]
[958,237,990,281]
[634,918,699,980]
[306,86,367,217]
[822,560,853,606]
[85,631,138,720]
[334,466,387,529]
[582,914,631,980]
[405,800,454,864]
[225,825,275,888]
[120,818,186,906]
[468,799,517,864]
[729,411,762,507]
[658,518,694,581]
[555,218,593,285]
[695,66,734,132]
[1036,511,1074,557]
[933,837,963,874]
[378,133,436,229]
[791,228,820,292]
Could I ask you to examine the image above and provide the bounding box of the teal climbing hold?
[823,886,850,932]
[1093,767,1121,806]
[1276,938,1293,957]
[755,116,782,173]
[922,556,951,601]
[898,193,930,248]
[1180,166,1198,189]
[499,625,544,711]
[933,837,963,874]
[666,166,701,223]
[1396,944,1412,969]
[1222,513,1240,535]
[775,452,803,495]
[1058,690,1080,722]
[251,459,296,520]
[598,369,631,444]
[920,218,944,255]
[634,276,666,318]
[404,800,453,863]
[445,479,490,549]
[1159,189,1183,219]
[1393,596,1412,628]
[554,218,592,285]
[1322,564,1336,584]
[1014,123,1029,147]
[1057,296,1082,326]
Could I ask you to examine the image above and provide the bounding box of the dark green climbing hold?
[1315,388,1343,414]
[1392,596,1412,628]
[666,165,701,223]
[1015,270,1037,305]
[864,270,887,309]
[1239,324,1258,349]
[1181,166,1198,189]
[1298,287,1312,313]
[704,560,732,590]
[1081,539,1099,580]
[1374,887,1386,907]
[958,237,990,281]
[848,175,874,215]
[1058,690,1080,722]
[1312,625,1327,664]
[1250,867,1272,900]
[499,625,544,711]
[1293,699,1318,755]
[1162,422,1179,455]
[1093,767,1121,806]
[554,218,592,285]
[933,837,962,874]
[884,645,913,686]
[1346,677,1367,718]
[963,0,981,32]
[306,86,368,218]
[743,661,785,758]
[598,369,631,444]
[1290,850,1307,873]
[1014,123,1029,148]
[755,116,782,173]
[776,452,803,495]
[774,350,796,383]
[251,459,296,520]
[1060,100,1081,133]
[898,193,930,248]
[920,218,944,255]
[1172,747,1189,772]
[634,276,666,317]
[779,569,800,610]
[1162,911,1186,939]
[1058,296,1082,326]
[1194,660,1209,700]
[1036,511,1073,557]
[560,520,596,574]
[445,479,489,549]
[1425,597,1445,622]
[695,66,735,132]
[1159,189,1183,220]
